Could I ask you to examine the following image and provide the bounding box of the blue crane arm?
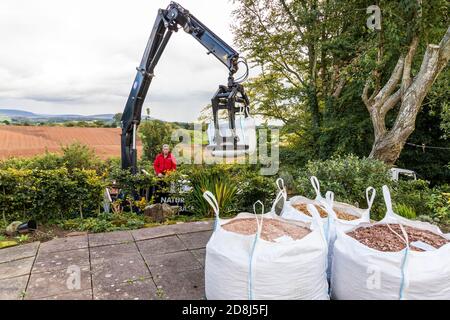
[121,2,243,173]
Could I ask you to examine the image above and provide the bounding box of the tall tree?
[362,0,450,164]
[232,0,369,139]
[233,0,449,166]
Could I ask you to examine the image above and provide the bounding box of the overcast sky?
[0,0,245,122]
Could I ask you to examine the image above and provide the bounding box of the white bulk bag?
[207,115,257,156]
[320,189,375,280]
[279,176,327,223]
[331,185,450,300]
[203,191,329,300]
[278,176,373,226]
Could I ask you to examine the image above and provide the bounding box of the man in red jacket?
[153,144,177,177]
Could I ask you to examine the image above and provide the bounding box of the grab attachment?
[207,78,256,157]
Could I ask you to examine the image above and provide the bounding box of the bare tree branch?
[438,26,450,68]
[401,36,419,93]
[370,26,450,164]
[332,77,346,99]
[362,78,372,111]
[380,89,401,116]
[373,57,405,105]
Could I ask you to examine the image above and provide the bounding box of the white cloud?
[0,0,246,122]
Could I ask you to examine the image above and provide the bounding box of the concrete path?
[0,221,213,300]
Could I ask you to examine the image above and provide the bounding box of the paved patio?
[0,221,213,300]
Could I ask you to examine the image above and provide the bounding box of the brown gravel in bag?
[222,218,311,242]
[292,203,359,221]
[347,224,449,252]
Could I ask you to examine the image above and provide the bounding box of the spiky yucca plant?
[188,173,238,217]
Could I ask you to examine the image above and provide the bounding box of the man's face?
[162,146,170,156]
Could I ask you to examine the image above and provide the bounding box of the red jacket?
[153,153,177,175]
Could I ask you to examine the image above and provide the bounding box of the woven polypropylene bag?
[203,191,329,300]
[331,185,450,300]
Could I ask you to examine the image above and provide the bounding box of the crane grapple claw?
[207,82,256,157]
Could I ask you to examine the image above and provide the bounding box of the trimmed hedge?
[293,154,448,221]
[0,168,105,223]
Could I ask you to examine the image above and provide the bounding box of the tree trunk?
[363,26,450,165]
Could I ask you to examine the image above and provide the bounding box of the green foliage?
[424,186,450,224]
[294,155,391,219]
[0,168,105,223]
[441,102,450,139]
[291,155,449,224]
[184,166,238,217]
[234,170,277,213]
[166,164,276,216]
[233,0,449,182]
[108,166,155,200]
[396,85,450,185]
[0,152,61,170]
[390,180,433,218]
[0,142,105,174]
[59,212,145,233]
[113,113,123,127]
[139,120,174,162]
[393,204,417,219]
[15,234,29,243]
[60,142,103,173]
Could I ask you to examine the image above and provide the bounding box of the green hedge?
[293,154,448,222]
[0,168,105,223]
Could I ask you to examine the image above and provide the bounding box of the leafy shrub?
[294,155,392,219]
[0,152,61,170]
[0,168,105,223]
[0,142,105,173]
[390,179,433,217]
[393,204,417,219]
[166,164,276,216]
[234,170,277,213]
[108,167,155,199]
[139,120,174,162]
[60,142,104,173]
[59,212,145,233]
[291,155,449,224]
[425,186,450,224]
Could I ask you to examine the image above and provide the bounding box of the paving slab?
[153,269,205,300]
[39,235,88,253]
[0,275,29,300]
[0,257,35,280]
[0,242,39,264]
[32,248,89,274]
[136,235,187,256]
[144,250,202,276]
[37,289,93,300]
[131,225,177,241]
[178,230,212,250]
[91,256,151,286]
[89,230,134,247]
[93,278,158,300]
[25,266,91,300]
[170,221,214,234]
[190,248,206,267]
[0,221,212,300]
[90,242,140,264]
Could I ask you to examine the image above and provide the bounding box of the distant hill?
[0,109,37,117]
[0,109,115,122]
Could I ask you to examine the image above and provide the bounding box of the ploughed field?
[0,125,142,159]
